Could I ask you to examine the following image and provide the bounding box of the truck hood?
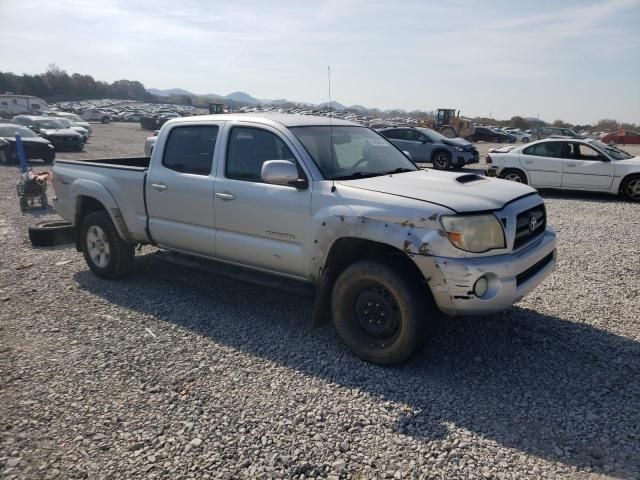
[338,170,536,213]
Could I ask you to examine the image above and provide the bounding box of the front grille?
[516,252,554,286]
[514,204,546,249]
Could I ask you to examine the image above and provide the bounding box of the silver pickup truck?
[53,114,557,364]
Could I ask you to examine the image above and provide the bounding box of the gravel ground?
[1,123,639,479]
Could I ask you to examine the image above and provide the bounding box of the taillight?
[486,155,492,164]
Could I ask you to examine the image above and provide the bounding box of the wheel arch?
[312,236,431,327]
[619,172,640,198]
[430,147,452,161]
[72,181,134,249]
[501,166,530,185]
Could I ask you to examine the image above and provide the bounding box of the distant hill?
[148,88,195,97]
[225,91,260,104]
[319,101,346,111]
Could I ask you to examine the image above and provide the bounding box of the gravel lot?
[1,122,639,479]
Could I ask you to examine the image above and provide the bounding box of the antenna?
[328,65,336,193]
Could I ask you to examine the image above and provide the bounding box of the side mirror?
[402,151,412,160]
[261,160,307,188]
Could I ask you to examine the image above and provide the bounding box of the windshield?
[417,127,447,142]
[0,125,38,138]
[591,140,633,160]
[290,126,417,180]
[36,119,65,129]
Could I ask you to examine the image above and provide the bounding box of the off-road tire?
[332,259,429,365]
[28,221,75,247]
[81,211,135,278]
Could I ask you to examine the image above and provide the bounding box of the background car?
[535,126,585,140]
[80,109,111,123]
[12,115,85,151]
[0,123,55,164]
[144,130,159,156]
[54,118,89,142]
[600,130,640,145]
[47,111,92,135]
[468,126,517,143]
[505,129,531,143]
[378,126,479,169]
[486,138,640,201]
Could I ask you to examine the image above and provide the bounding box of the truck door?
[212,123,312,278]
[146,124,220,256]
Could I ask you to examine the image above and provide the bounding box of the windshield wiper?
[384,167,415,175]
[330,171,382,180]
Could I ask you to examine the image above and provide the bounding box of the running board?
[155,251,316,298]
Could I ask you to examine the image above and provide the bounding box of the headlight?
[455,146,464,152]
[440,214,505,253]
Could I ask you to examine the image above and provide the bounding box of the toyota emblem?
[529,214,538,232]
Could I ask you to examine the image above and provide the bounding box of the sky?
[1,0,639,124]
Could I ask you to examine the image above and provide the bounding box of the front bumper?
[414,228,557,316]
[452,150,478,166]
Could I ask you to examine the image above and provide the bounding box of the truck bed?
[55,156,150,170]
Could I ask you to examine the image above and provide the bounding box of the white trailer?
[0,94,49,116]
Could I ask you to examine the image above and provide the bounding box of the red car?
[600,130,640,145]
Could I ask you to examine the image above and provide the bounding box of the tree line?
[0,65,155,102]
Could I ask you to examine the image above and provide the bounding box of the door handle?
[151,183,168,191]
[215,192,235,201]
[566,163,576,167]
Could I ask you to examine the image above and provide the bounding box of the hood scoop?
[456,174,486,184]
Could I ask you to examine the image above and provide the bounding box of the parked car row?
[52,99,197,124]
[0,113,91,164]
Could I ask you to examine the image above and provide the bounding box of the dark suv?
[378,127,478,169]
[468,126,517,143]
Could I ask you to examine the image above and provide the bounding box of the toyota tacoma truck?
[53,114,557,365]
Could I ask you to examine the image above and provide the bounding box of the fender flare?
[71,179,134,242]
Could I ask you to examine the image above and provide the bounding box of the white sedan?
[505,129,531,143]
[486,138,640,202]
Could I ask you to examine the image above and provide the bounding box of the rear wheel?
[441,126,456,138]
[101,116,110,124]
[621,175,640,202]
[501,169,527,184]
[522,137,530,143]
[432,151,452,170]
[332,259,429,365]
[81,211,135,278]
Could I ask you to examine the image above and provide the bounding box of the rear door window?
[523,142,566,158]
[162,125,218,175]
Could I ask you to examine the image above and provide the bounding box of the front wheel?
[621,175,640,202]
[101,116,110,124]
[332,259,429,365]
[81,211,135,278]
[432,151,451,170]
[522,137,530,143]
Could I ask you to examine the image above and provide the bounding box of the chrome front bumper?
[414,228,557,316]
